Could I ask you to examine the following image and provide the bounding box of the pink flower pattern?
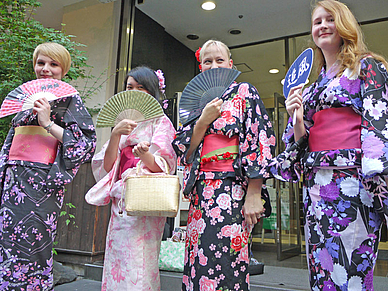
[174,81,275,290]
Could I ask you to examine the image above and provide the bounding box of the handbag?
[158,240,185,272]
[123,157,180,217]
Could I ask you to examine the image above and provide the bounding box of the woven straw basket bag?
[123,158,180,217]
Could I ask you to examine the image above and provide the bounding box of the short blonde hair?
[33,43,71,77]
[199,39,232,62]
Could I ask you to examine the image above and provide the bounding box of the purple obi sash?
[200,134,238,172]
[118,145,140,179]
[309,107,361,152]
[9,126,59,165]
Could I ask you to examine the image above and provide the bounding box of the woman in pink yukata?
[173,40,275,291]
[85,66,176,291]
[267,1,388,290]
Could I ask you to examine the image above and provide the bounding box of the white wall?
[62,0,120,151]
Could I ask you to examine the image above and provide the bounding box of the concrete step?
[83,264,310,291]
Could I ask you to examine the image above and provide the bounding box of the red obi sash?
[200,134,238,172]
[309,107,361,152]
[9,126,59,164]
[118,145,140,179]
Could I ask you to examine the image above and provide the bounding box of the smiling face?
[200,44,233,72]
[312,6,343,57]
[126,76,150,94]
[34,54,63,80]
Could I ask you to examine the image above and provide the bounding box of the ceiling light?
[201,2,216,11]
[269,69,279,74]
[186,34,199,40]
[228,29,241,35]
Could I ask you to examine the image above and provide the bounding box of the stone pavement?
[55,265,388,291]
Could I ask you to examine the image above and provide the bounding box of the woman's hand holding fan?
[0,79,78,118]
[32,97,52,128]
[198,97,223,126]
[112,119,138,137]
[283,48,313,125]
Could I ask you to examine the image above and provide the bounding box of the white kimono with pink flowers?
[85,115,177,291]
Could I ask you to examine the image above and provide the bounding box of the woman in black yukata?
[0,42,96,290]
[173,39,275,291]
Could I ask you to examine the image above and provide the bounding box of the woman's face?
[312,7,343,55]
[126,76,150,94]
[34,54,63,80]
[200,44,233,72]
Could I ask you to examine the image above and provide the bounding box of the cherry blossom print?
[173,81,275,290]
[216,193,231,210]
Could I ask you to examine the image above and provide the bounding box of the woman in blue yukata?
[268,1,388,290]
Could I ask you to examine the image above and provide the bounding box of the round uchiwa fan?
[179,67,241,126]
[0,79,78,118]
[96,90,164,128]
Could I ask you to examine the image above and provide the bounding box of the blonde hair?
[312,0,387,77]
[33,43,71,77]
[199,39,232,62]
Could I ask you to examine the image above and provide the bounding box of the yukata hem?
[302,148,362,169]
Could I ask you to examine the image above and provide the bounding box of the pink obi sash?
[118,145,140,179]
[309,107,361,152]
[200,134,238,172]
[9,126,59,164]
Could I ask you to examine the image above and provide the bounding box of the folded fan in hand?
[179,67,241,126]
[96,90,164,128]
[0,79,78,118]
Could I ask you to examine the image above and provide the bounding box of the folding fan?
[96,90,164,128]
[179,67,241,126]
[0,79,78,118]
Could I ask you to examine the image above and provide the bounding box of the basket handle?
[135,156,169,175]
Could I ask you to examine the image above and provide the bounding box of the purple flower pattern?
[267,58,388,290]
[0,94,96,290]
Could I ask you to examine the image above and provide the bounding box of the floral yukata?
[173,82,275,291]
[268,57,388,291]
[85,115,176,291]
[0,95,96,290]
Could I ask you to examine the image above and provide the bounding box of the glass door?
[273,92,302,260]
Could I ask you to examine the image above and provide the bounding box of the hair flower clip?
[154,69,166,93]
[195,47,202,71]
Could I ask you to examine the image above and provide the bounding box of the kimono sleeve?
[239,83,276,179]
[91,139,110,182]
[0,127,14,189]
[360,58,388,176]
[148,115,177,174]
[172,119,201,166]
[61,95,97,170]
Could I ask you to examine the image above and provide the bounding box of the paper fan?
[96,90,164,128]
[179,67,241,126]
[0,79,78,118]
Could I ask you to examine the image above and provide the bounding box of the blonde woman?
[0,42,96,290]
